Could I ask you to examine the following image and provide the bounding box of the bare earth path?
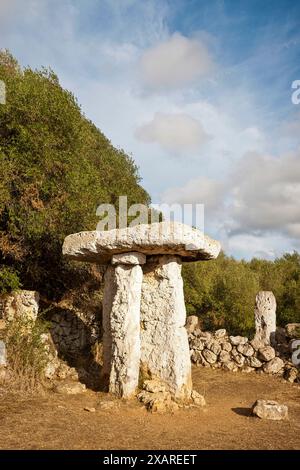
[0,367,299,450]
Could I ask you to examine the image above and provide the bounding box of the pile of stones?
[186,316,300,384]
[137,378,206,413]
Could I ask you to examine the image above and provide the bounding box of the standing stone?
[140,256,192,400]
[102,253,144,398]
[254,291,276,346]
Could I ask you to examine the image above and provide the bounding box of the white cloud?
[139,32,214,91]
[161,176,224,211]
[135,112,210,154]
[228,150,300,237]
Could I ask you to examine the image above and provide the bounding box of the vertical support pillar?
[140,255,192,400]
[102,252,145,398]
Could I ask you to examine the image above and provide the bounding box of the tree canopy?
[0,50,150,298]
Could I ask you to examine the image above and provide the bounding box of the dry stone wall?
[186,316,300,384]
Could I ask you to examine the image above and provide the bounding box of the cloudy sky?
[1,0,300,259]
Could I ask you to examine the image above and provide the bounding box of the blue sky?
[1,0,300,259]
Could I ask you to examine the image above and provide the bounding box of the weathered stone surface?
[254,291,276,346]
[284,367,299,383]
[62,221,221,264]
[209,341,221,356]
[140,256,192,400]
[237,343,254,357]
[55,381,87,395]
[185,315,199,334]
[250,337,265,351]
[111,251,146,265]
[222,361,238,372]
[191,390,206,406]
[3,290,39,322]
[202,349,217,364]
[246,356,263,368]
[233,353,245,367]
[214,329,227,339]
[0,340,6,367]
[192,338,205,351]
[143,379,166,393]
[285,323,300,339]
[229,336,248,346]
[103,263,143,398]
[252,400,288,420]
[221,342,232,352]
[258,346,276,362]
[262,357,284,374]
[219,350,231,363]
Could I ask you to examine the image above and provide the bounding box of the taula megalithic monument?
[62,221,221,400]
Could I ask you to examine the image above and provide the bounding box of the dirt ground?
[0,367,299,450]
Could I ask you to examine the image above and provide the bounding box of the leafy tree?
[0,50,150,298]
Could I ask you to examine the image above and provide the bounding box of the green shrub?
[0,266,21,294]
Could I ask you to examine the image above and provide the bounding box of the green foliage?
[0,266,21,294]
[183,251,300,336]
[5,317,51,392]
[0,50,150,299]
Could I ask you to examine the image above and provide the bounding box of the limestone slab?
[62,221,221,264]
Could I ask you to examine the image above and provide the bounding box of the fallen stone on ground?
[252,399,288,420]
[54,381,87,395]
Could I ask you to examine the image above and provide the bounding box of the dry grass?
[4,317,50,393]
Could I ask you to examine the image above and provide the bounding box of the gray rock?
[246,356,263,368]
[219,350,231,363]
[230,336,248,346]
[250,337,265,351]
[258,346,276,362]
[262,357,284,374]
[209,341,221,356]
[192,338,205,351]
[143,379,166,393]
[202,349,217,364]
[191,390,206,406]
[284,367,298,383]
[55,381,87,395]
[237,343,255,357]
[222,361,238,372]
[233,353,245,367]
[221,342,232,352]
[252,399,288,420]
[214,329,227,339]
